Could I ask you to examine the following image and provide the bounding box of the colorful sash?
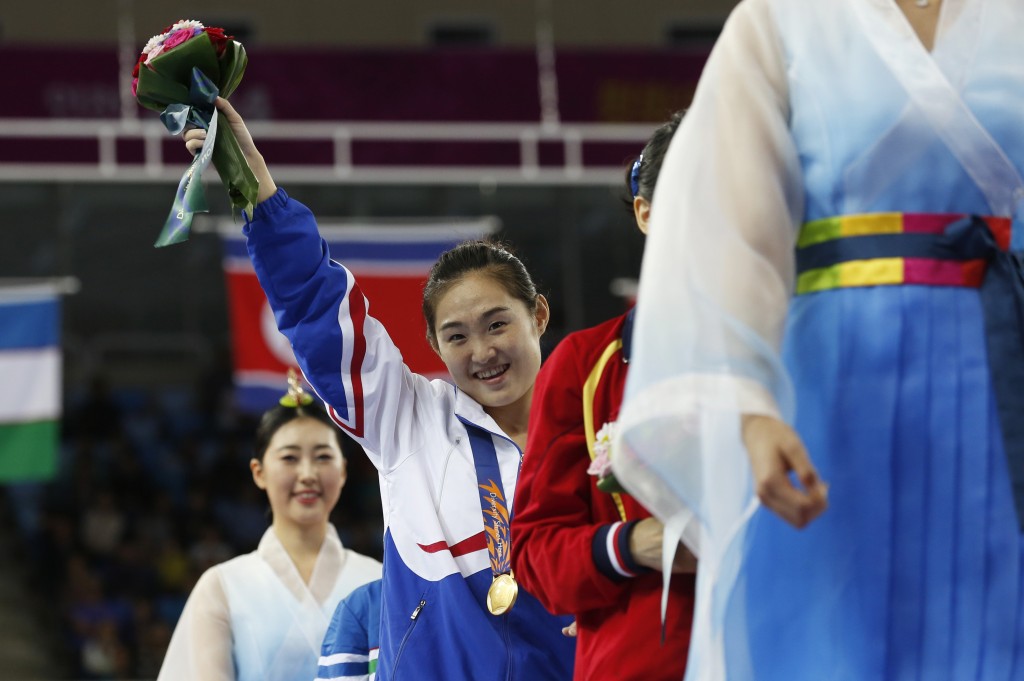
[796,212,1011,294]
[797,212,1024,529]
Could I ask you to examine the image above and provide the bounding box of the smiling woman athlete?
[183,99,575,681]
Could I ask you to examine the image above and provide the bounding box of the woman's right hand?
[182,97,278,204]
[742,414,828,528]
[629,517,697,573]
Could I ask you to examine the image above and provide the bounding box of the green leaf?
[135,34,223,112]
[147,33,221,86]
[135,67,192,112]
[217,42,249,98]
[596,474,627,494]
[211,125,259,216]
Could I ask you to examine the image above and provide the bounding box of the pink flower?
[131,77,138,97]
[144,44,164,63]
[162,28,195,51]
[587,449,612,479]
[587,421,618,479]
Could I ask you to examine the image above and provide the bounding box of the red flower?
[204,27,232,56]
[132,52,145,78]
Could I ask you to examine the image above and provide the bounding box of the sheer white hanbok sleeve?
[156,568,234,681]
[612,0,802,677]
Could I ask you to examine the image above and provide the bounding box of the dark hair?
[422,240,539,346]
[624,110,686,202]
[253,402,345,462]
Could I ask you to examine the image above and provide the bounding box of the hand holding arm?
[742,414,828,528]
[182,97,278,204]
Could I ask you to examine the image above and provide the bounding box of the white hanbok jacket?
[156,525,381,681]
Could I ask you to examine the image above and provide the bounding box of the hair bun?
[279,368,314,407]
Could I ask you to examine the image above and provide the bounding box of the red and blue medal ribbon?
[797,213,1024,529]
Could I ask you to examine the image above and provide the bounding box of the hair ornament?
[279,368,314,408]
[629,154,644,197]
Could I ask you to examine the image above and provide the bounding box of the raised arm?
[184,98,277,203]
[185,100,432,473]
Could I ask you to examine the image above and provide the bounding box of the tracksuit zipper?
[391,598,426,679]
[503,612,513,681]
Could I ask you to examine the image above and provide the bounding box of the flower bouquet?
[588,421,627,493]
[132,20,258,247]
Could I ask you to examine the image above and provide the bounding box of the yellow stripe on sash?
[797,258,904,294]
[797,212,905,247]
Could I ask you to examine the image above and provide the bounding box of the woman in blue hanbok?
[614,0,1024,679]
[156,384,382,681]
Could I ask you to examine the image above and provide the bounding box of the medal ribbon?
[461,419,513,577]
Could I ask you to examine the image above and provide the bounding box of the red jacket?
[512,311,695,681]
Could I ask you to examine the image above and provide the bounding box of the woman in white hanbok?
[156,385,382,681]
[614,0,1024,679]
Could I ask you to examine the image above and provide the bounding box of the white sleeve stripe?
[605,521,632,578]
[319,652,370,665]
[333,265,360,430]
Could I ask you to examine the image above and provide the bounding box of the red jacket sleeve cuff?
[591,520,652,582]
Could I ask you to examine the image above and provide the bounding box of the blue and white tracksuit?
[319,579,382,681]
[245,189,575,681]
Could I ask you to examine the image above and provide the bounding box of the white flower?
[594,421,618,453]
[142,20,204,56]
[142,33,166,56]
[170,19,205,32]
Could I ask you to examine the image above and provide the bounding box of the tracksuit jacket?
[244,189,575,681]
[512,312,696,680]
[318,579,382,681]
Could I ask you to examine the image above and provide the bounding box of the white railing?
[0,118,656,185]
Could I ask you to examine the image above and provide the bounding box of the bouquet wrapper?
[135,33,258,247]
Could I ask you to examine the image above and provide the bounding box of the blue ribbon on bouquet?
[153,67,220,247]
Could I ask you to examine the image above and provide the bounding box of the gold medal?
[486,572,519,615]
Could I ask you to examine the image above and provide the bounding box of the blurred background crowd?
[4,372,385,679]
[0,1,737,678]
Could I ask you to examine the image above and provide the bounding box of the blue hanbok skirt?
[736,283,1024,679]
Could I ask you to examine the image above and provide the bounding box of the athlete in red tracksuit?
[512,111,693,681]
[512,310,695,681]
